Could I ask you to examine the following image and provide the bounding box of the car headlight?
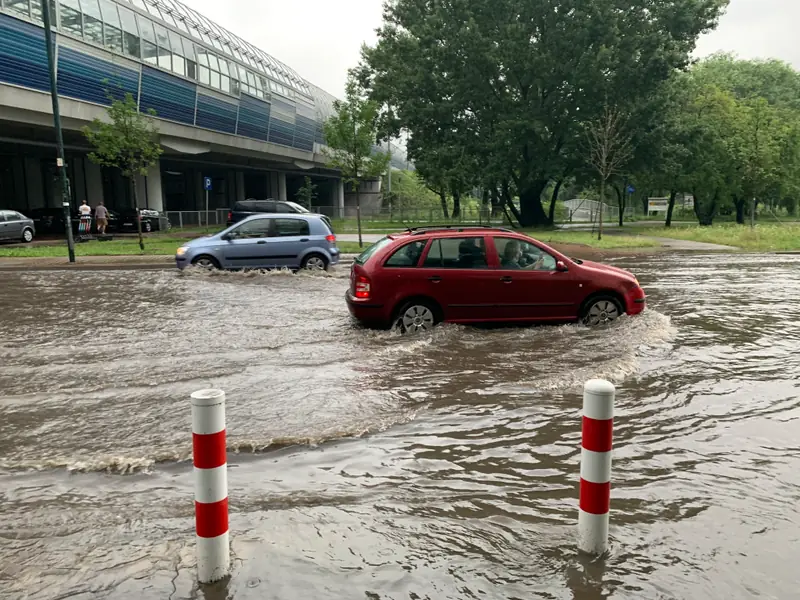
[176,246,188,256]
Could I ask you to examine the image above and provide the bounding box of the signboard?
[647,197,670,214]
[203,176,212,191]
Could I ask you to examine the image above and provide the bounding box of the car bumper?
[345,290,386,323]
[625,286,647,315]
[176,256,190,270]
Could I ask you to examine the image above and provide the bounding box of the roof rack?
[406,225,515,236]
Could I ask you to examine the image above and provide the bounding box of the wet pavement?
[1,254,799,599]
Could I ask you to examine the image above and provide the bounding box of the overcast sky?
[187,0,798,98]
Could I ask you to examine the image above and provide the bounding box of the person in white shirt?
[78,200,92,235]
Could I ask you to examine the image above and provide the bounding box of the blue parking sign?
[203,177,212,191]
[626,185,635,194]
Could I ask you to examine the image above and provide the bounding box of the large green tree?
[83,92,162,250]
[324,76,390,247]
[361,0,727,226]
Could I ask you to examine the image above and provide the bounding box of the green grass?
[524,230,662,249]
[628,223,800,251]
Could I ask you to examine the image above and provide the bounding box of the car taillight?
[326,234,336,243]
[355,275,371,299]
[227,211,232,221]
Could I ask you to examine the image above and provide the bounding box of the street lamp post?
[42,0,76,262]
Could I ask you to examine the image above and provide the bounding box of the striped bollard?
[578,379,615,555]
[191,389,230,583]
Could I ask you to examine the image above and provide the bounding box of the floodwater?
[0,253,798,600]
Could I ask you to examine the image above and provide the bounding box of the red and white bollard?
[578,379,615,555]
[191,389,230,583]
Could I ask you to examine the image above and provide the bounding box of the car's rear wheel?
[581,295,623,326]
[192,255,220,270]
[21,228,34,243]
[397,300,440,334]
[302,253,328,271]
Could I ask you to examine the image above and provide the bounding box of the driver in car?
[501,240,546,270]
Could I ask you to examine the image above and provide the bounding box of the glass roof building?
[0,0,388,219]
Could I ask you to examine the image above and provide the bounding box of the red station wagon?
[345,226,646,333]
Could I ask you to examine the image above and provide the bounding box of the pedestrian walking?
[78,200,92,237]
[95,201,109,235]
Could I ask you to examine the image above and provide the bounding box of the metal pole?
[42,0,76,262]
[205,188,209,232]
[750,197,756,229]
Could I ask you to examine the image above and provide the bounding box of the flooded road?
[1,253,799,599]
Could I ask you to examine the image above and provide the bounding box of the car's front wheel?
[21,228,34,243]
[396,299,440,334]
[581,295,623,326]
[192,255,220,270]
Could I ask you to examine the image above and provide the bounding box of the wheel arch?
[191,253,221,268]
[392,294,444,323]
[580,289,626,316]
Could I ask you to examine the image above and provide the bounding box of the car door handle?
[428,275,442,282]
[500,276,513,283]
[257,240,267,244]
[300,238,309,242]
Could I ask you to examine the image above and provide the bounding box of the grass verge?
[628,223,800,251]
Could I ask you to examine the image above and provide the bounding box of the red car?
[345,226,646,332]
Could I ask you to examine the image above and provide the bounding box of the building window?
[99,0,123,52]
[118,6,140,59]
[59,0,83,37]
[81,0,104,45]
[183,39,197,80]
[137,15,158,65]
[153,23,172,71]
[198,65,210,86]
[31,0,57,24]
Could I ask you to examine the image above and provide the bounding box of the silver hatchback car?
[176,213,339,271]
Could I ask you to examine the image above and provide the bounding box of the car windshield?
[354,236,395,265]
[284,201,310,213]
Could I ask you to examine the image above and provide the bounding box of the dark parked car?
[227,199,332,229]
[117,208,170,233]
[0,210,35,243]
[346,226,647,333]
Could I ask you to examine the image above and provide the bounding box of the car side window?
[231,219,272,238]
[423,237,488,269]
[384,240,427,268]
[494,237,557,271]
[274,218,310,237]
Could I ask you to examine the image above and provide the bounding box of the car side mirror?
[221,233,233,241]
[556,260,568,272]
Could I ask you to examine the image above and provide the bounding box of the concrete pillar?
[337,178,345,219]
[278,172,287,202]
[235,171,245,203]
[134,173,147,207]
[25,157,45,209]
[269,172,278,199]
[84,159,104,206]
[145,162,163,212]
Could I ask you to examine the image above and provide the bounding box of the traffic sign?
[626,185,635,194]
[203,176,212,191]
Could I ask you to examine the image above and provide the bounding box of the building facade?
[0,0,365,219]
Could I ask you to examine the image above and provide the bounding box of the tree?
[324,75,390,247]
[585,105,632,240]
[361,0,727,226]
[295,176,317,209]
[82,92,162,250]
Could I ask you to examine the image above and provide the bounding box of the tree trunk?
[517,179,549,227]
[693,189,718,226]
[356,184,363,247]
[750,197,755,229]
[452,188,461,220]
[612,184,624,227]
[598,179,605,241]
[131,176,144,251]
[548,179,563,224]
[491,185,502,217]
[439,189,449,219]
[481,188,490,223]
[665,189,677,227]
[734,196,746,225]
[501,179,522,225]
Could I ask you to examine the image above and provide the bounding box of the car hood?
[578,259,638,282]
[183,236,216,247]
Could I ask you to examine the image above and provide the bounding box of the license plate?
[123,222,133,226]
